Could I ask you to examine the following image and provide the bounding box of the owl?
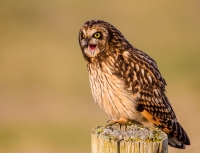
[78,20,190,149]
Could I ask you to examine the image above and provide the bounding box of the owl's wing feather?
[120,48,190,146]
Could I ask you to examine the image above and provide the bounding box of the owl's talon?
[106,118,129,126]
[106,120,117,126]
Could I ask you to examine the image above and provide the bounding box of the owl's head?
[78,20,130,60]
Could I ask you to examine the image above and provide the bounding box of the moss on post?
[91,122,168,153]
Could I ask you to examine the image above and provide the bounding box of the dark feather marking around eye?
[107,29,115,44]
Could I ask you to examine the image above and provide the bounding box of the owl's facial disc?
[80,26,107,58]
[81,30,101,57]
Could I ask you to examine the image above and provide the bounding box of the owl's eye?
[82,33,86,39]
[93,32,101,39]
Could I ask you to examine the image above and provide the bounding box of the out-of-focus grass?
[0,124,91,153]
[0,0,200,153]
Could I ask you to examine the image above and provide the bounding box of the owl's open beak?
[89,44,96,50]
[88,44,97,55]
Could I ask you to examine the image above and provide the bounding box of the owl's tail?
[168,121,190,149]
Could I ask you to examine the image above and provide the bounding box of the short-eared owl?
[78,20,190,148]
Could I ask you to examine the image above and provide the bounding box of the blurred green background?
[0,0,200,153]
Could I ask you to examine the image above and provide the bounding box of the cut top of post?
[91,122,168,153]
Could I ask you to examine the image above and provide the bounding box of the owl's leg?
[106,117,129,126]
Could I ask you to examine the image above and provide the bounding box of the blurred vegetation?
[0,0,200,153]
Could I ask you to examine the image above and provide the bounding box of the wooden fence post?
[91,122,168,153]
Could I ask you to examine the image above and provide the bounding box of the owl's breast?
[87,62,144,122]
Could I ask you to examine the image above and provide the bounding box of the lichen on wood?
[91,122,168,153]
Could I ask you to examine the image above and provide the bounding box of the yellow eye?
[93,32,101,39]
[82,33,86,38]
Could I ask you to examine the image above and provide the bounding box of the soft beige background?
[0,1,200,153]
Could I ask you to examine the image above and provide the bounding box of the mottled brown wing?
[118,48,190,146]
[126,49,177,127]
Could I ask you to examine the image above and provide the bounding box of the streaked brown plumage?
[78,20,190,148]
